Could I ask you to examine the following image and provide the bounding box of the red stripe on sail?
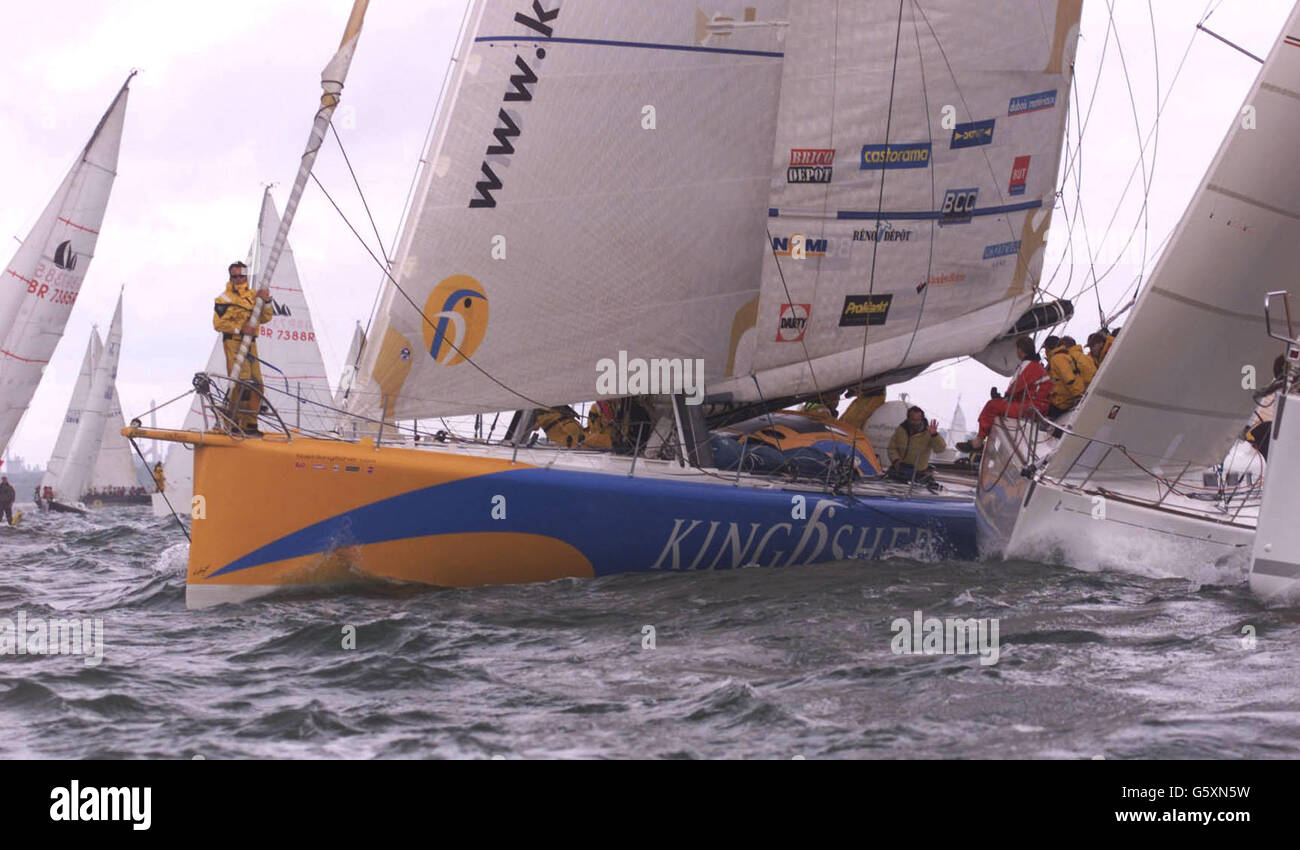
[1,349,49,364]
[57,217,99,235]
[5,269,37,286]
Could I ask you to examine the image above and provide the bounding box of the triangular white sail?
[335,321,365,407]
[248,189,336,433]
[56,292,124,502]
[90,386,142,491]
[352,0,790,419]
[715,0,1082,401]
[1045,4,1300,492]
[0,75,131,456]
[41,330,101,490]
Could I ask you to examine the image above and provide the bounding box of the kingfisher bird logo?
[422,275,489,365]
[53,240,78,271]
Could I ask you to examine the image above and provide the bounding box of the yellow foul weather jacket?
[887,424,946,472]
[213,278,273,337]
[1047,345,1087,410]
[1069,344,1097,388]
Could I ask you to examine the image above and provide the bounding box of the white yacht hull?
[1251,394,1300,602]
[976,421,1255,582]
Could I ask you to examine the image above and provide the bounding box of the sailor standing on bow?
[213,261,273,435]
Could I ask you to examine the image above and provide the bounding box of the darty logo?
[839,294,893,327]
[776,303,810,342]
[468,1,560,208]
[1008,89,1057,116]
[860,142,931,170]
[1008,155,1030,196]
[771,234,826,258]
[422,274,489,365]
[950,119,994,149]
[788,148,834,183]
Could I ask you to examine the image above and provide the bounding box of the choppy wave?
[0,505,1295,758]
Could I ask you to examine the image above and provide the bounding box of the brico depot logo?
[467,1,560,208]
[1008,155,1030,196]
[422,274,489,365]
[950,119,994,149]
[771,234,827,258]
[776,303,811,342]
[787,148,834,183]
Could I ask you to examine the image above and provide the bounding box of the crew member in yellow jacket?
[1043,335,1087,417]
[886,406,946,490]
[213,261,273,434]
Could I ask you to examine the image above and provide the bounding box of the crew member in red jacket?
[957,335,1050,454]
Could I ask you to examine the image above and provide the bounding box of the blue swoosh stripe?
[768,199,1043,219]
[210,467,976,577]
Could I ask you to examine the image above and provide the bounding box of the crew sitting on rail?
[1063,336,1097,389]
[957,335,1050,457]
[885,406,945,491]
[535,406,585,448]
[1043,335,1088,418]
[1087,330,1114,368]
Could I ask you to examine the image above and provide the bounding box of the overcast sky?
[0,0,1294,462]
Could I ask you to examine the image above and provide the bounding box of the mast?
[227,0,370,384]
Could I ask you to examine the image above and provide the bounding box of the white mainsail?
[1045,4,1300,492]
[716,0,1082,401]
[40,330,101,490]
[352,0,790,419]
[56,292,124,502]
[0,75,131,456]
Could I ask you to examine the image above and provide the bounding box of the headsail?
[1045,4,1300,489]
[715,0,1083,402]
[249,189,337,433]
[0,74,131,456]
[56,291,124,501]
[352,0,789,419]
[41,330,101,491]
[91,386,142,492]
[334,321,365,408]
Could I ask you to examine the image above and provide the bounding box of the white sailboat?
[0,75,132,459]
[128,0,1087,607]
[150,188,339,517]
[50,292,125,509]
[977,3,1300,584]
[38,330,100,510]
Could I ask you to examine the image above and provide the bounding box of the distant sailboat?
[977,3,1300,587]
[129,0,1085,607]
[49,292,125,510]
[0,74,132,460]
